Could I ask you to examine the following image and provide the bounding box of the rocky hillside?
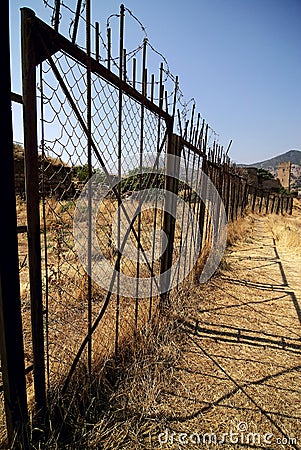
[244,150,301,170]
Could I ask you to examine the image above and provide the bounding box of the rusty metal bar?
[280,196,284,215]
[17,225,27,234]
[194,112,200,147]
[107,27,111,70]
[135,37,147,327]
[225,139,232,156]
[160,133,181,308]
[242,180,249,215]
[149,63,165,313]
[115,4,125,355]
[259,190,264,213]
[144,68,148,98]
[289,196,293,215]
[271,194,276,214]
[225,169,231,220]
[285,196,289,214]
[150,73,155,102]
[189,103,195,143]
[123,48,127,80]
[252,187,257,213]
[165,90,168,113]
[0,3,29,446]
[53,0,60,32]
[86,0,93,378]
[95,21,100,61]
[265,192,270,214]
[159,62,164,108]
[11,92,23,104]
[177,109,183,137]
[72,0,83,44]
[276,195,281,215]
[39,63,51,391]
[235,177,241,219]
[172,76,178,120]
[21,7,47,419]
[132,57,136,89]
[229,176,235,221]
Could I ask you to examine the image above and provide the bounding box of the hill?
[243,149,301,170]
[239,150,301,193]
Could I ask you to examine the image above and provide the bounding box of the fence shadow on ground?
[145,217,301,449]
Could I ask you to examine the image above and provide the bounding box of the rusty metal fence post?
[252,188,257,213]
[288,196,293,215]
[21,8,47,420]
[160,133,181,308]
[0,1,29,447]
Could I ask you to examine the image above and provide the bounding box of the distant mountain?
[243,150,301,170]
[239,149,301,192]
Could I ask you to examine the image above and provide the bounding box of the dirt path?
[154,216,301,449]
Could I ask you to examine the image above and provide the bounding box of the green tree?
[257,168,274,180]
[120,167,164,194]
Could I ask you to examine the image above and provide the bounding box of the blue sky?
[9,0,301,164]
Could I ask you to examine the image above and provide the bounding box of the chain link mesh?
[38,49,168,388]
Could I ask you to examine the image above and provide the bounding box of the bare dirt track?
[82,212,301,450]
[2,212,301,450]
[150,214,301,449]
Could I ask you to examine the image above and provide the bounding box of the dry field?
[80,208,301,450]
[1,202,301,449]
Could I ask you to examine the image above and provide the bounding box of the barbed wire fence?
[1,1,294,447]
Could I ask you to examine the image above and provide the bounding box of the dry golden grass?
[226,213,256,247]
[2,201,300,449]
[71,208,300,450]
[265,209,301,256]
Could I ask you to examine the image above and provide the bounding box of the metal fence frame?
[0,3,294,447]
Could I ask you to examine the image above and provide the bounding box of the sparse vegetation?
[2,196,300,449]
[16,208,299,450]
[266,208,301,256]
[257,167,274,180]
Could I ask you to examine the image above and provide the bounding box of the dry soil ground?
[1,211,301,450]
[146,214,301,449]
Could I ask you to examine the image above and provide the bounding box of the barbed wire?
[41,0,220,140]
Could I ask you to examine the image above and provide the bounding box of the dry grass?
[71,208,300,449]
[2,202,300,449]
[13,306,185,450]
[1,196,165,449]
[265,208,301,256]
[226,213,256,247]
